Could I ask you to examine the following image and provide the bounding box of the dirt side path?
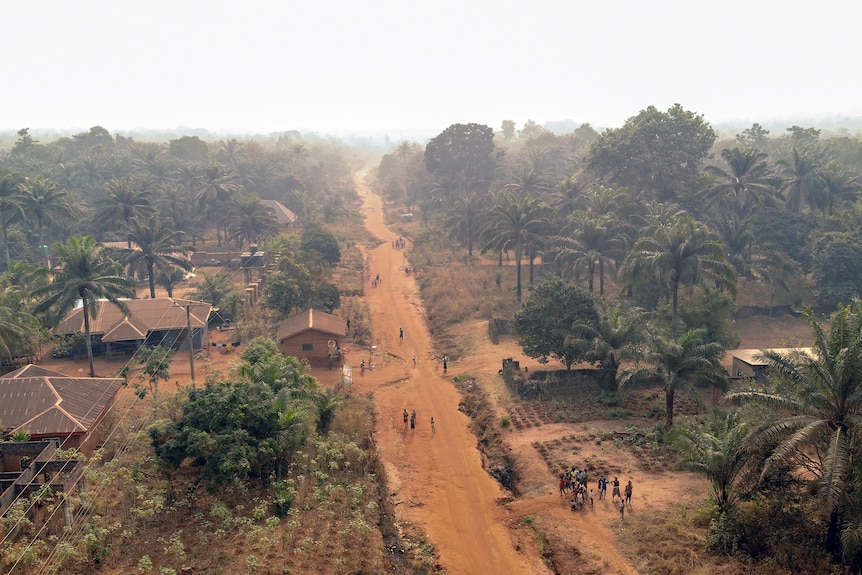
[355,178,549,574]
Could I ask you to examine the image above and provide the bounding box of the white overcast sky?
[4,0,860,137]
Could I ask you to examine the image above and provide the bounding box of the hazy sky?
[5,0,859,137]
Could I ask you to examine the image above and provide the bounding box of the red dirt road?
[354,180,550,574]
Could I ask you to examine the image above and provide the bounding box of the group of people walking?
[561,469,633,519]
[403,408,435,433]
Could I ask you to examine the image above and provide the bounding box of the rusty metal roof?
[277,309,344,341]
[0,371,123,437]
[55,298,212,341]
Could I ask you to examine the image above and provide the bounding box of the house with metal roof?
[53,298,213,359]
[726,348,814,382]
[260,199,299,231]
[277,309,345,366]
[0,364,124,450]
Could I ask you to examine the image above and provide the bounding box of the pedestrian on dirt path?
[413,353,417,366]
[443,356,448,373]
[600,476,608,499]
[431,417,435,433]
[619,500,625,519]
[559,475,566,497]
[589,489,595,508]
[612,476,621,501]
[625,480,633,505]
[400,327,403,342]
[403,409,409,430]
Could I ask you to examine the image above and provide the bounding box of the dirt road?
[354,179,549,574]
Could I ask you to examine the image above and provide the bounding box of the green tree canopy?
[512,277,599,370]
[587,104,715,203]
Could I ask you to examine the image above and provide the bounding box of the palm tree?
[778,148,823,213]
[120,212,193,299]
[93,176,154,247]
[619,327,728,429]
[227,195,279,248]
[702,147,779,218]
[565,303,644,391]
[446,191,486,260]
[19,176,70,265]
[620,215,736,325]
[156,266,187,298]
[32,236,134,377]
[481,190,551,302]
[196,162,240,245]
[726,302,862,555]
[820,161,860,216]
[674,409,751,515]
[0,169,25,271]
[553,213,624,295]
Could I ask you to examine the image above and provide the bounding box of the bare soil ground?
[36,179,816,574]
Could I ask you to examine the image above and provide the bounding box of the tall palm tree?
[32,236,134,377]
[553,213,624,295]
[0,169,25,271]
[93,176,154,247]
[121,212,193,299]
[446,191,486,260]
[19,176,70,265]
[196,162,240,245]
[778,148,823,213]
[820,161,860,216]
[620,215,736,325]
[619,327,728,430]
[702,147,779,218]
[726,302,862,555]
[226,195,279,248]
[481,190,551,302]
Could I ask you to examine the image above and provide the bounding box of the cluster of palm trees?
[0,130,360,379]
[378,123,861,316]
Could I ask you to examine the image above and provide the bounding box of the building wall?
[279,330,340,366]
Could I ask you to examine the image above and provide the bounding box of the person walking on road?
[443,356,448,373]
[399,327,404,342]
[413,353,417,366]
[431,417,435,433]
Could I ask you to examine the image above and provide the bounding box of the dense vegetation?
[375,108,862,571]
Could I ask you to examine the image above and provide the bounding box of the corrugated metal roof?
[0,372,123,437]
[727,348,814,366]
[55,298,212,340]
[277,309,344,341]
[260,200,298,224]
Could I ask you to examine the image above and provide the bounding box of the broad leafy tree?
[424,123,497,196]
[33,236,134,377]
[512,277,599,370]
[587,104,716,203]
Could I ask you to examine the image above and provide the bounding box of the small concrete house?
[54,298,213,359]
[0,364,124,451]
[277,309,345,366]
[726,348,813,383]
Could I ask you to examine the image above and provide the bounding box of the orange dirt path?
[353,177,549,574]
